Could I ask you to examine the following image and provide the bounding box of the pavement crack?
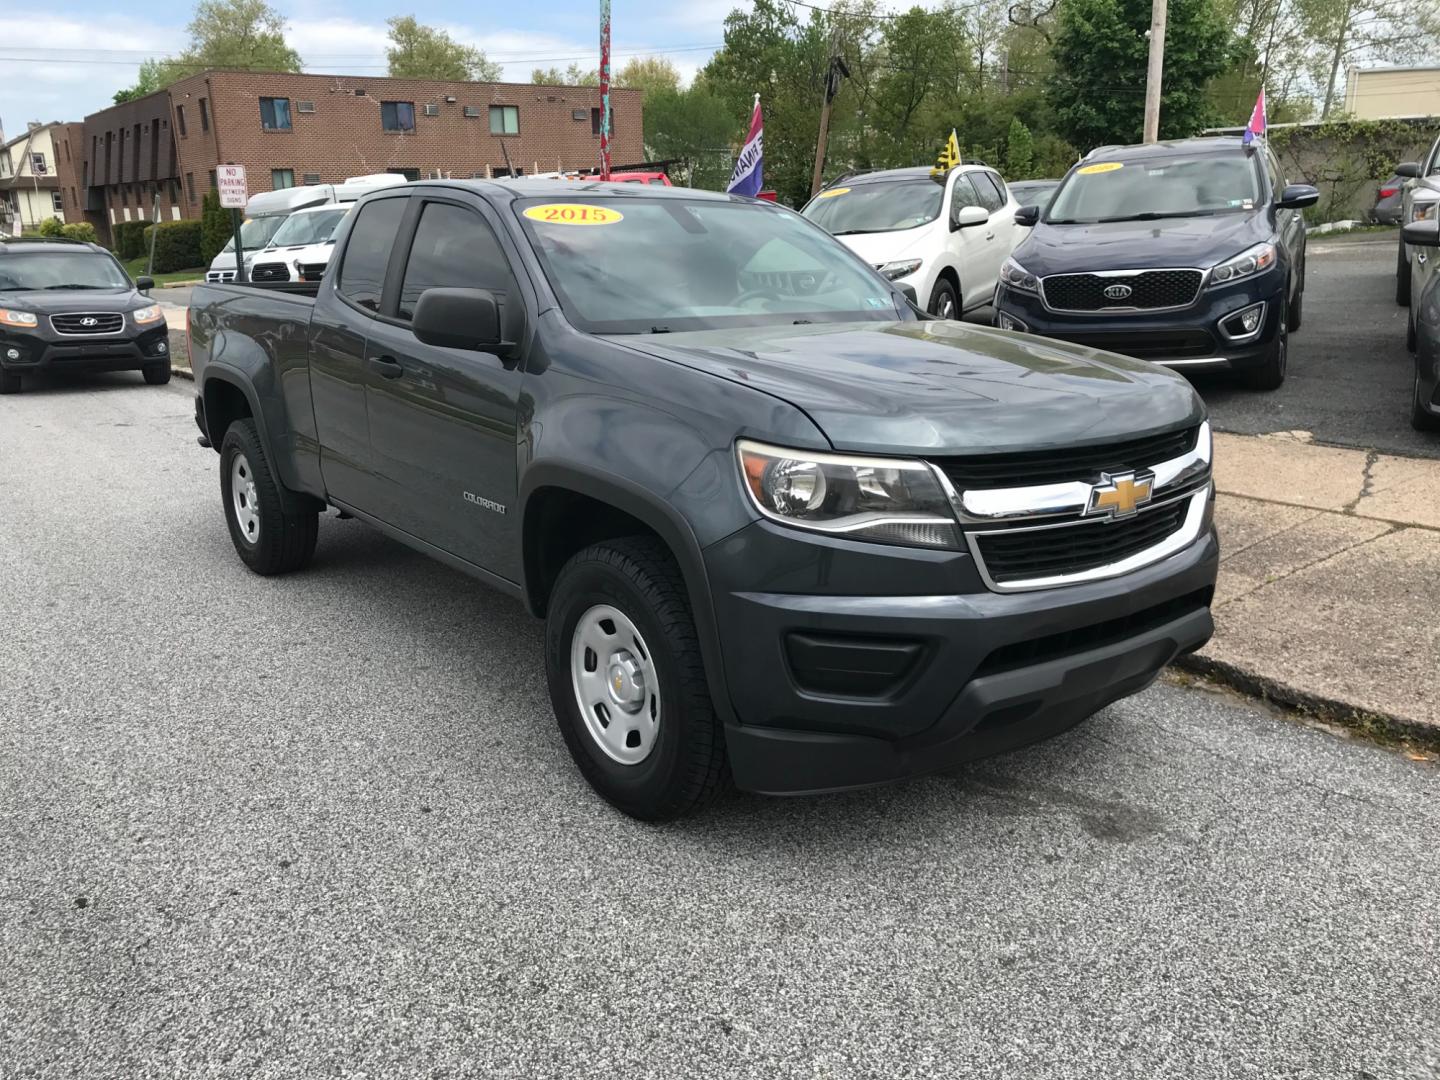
[1342,449,1382,514]
[1217,509,1323,564]
[1214,522,1397,609]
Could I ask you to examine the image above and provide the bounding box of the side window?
[1428,136,1440,176]
[397,202,517,322]
[972,172,1007,212]
[338,197,408,313]
[1264,152,1283,199]
[950,174,981,216]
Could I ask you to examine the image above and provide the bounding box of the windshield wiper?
[43,283,106,289]
[649,325,672,334]
[1094,210,1222,223]
[831,228,892,236]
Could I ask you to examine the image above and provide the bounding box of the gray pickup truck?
[188,179,1218,820]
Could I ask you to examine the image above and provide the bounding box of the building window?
[489,105,519,135]
[199,98,210,132]
[590,107,614,137]
[259,97,292,131]
[208,169,217,192]
[176,105,187,138]
[386,168,420,181]
[381,101,416,132]
[52,192,64,213]
[185,172,196,205]
[271,169,294,189]
[302,172,321,185]
[30,152,46,175]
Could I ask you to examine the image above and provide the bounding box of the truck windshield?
[1046,154,1262,223]
[516,197,901,334]
[221,216,288,253]
[801,179,943,234]
[0,251,130,291]
[268,208,348,247]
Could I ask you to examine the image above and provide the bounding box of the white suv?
[802,164,1021,318]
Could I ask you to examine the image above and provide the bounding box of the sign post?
[216,165,249,283]
[598,0,611,180]
[145,190,162,279]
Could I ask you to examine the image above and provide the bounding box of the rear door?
[358,192,528,581]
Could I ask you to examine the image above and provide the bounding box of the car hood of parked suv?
[619,319,1204,456]
[1017,211,1271,276]
[0,286,147,315]
[833,226,934,269]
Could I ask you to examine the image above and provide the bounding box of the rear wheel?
[1412,371,1440,432]
[545,536,728,821]
[928,278,959,320]
[1239,317,1288,391]
[219,418,318,575]
[0,372,19,395]
[1397,239,1412,306]
[142,363,171,386]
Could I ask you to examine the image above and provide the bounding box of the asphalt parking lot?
[2,340,1439,1075]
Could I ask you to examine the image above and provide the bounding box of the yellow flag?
[931,129,960,177]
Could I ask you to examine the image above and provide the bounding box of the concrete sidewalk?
[1188,431,1440,738]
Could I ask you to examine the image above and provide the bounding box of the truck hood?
[0,287,143,314]
[617,320,1203,456]
[1016,212,1270,275]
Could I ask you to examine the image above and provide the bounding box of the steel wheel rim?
[936,292,956,319]
[570,603,660,766]
[230,452,260,546]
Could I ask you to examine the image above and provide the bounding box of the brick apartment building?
[77,70,644,244]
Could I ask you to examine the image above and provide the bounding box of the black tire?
[1407,305,1417,353]
[1397,239,1411,307]
[218,418,318,575]
[928,278,959,320]
[0,372,19,395]
[1412,371,1440,432]
[1288,263,1304,333]
[1239,318,1287,391]
[545,536,728,821]
[142,363,171,386]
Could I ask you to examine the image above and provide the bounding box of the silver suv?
[1394,132,1440,343]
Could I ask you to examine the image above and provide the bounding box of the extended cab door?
[357,193,527,582]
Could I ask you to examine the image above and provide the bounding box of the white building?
[0,122,67,235]
[1344,66,1440,120]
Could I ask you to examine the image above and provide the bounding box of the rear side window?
[338,197,407,312]
[971,172,1007,212]
[397,202,516,322]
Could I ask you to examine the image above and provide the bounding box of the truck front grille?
[250,263,291,282]
[1041,269,1203,312]
[50,312,125,335]
[934,426,1198,490]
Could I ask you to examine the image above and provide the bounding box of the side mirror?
[1277,183,1319,210]
[1396,162,1421,179]
[135,275,154,293]
[1014,204,1040,227]
[1402,220,1440,248]
[952,205,989,230]
[412,287,507,353]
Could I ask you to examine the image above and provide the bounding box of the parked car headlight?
[1209,242,1277,286]
[876,259,922,281]
[131,304,163,325]
[999,257,1039,293]
[736,439,958,549]
[0,308,39,327]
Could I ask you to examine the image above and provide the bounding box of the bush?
[200,190,231,266]
[37,217,65,237]
[112,220,151,261]
[143,220,203,273]
[60,222,98,243]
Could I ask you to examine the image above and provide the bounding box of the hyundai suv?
[993,137,1318,390]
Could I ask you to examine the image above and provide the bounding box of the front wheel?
[1412,371,1440,432]
[0,372,19,395]
[219,418,318,575]
[1239,318,1288,391]
[1408,305,1417,353]
[1397,240,1412,306]
[928,278,959,320]
[544,537,728,821]
[1288,262,1304,333]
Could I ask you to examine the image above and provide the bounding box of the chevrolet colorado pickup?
[188,179,1219,821]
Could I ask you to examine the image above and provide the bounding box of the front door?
[360,195,527,582]
[945,173,1001,310]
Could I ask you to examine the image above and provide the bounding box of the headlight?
[736,439,958,549]
[999,257,1038,293]
[131,304,163,325]
[1411,200,1438,223]
[877,259,922,281]
[1209,241,1277,286]
[0,308,39,327]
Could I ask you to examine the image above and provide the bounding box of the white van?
[247,203,354,283]
[204,173,407,283]
[801,164,1021,319]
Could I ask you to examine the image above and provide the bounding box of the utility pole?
[1142,0,1168,143]
[810,53,851,197]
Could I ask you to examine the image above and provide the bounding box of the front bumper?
[0,324,170,373]
[706,517,1218,795]
[993,274,1285,373]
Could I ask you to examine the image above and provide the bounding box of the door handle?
[984,231,995,240]
[368,356,404,379]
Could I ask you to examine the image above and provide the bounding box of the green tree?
[643,85,739,188]
[200,189,231,265]
[615,56,682,97]
[1049,0,1231,150]
[531,63,598,86]
[385,16,502,81]
[113,0,302,102]
[1005,116,1035,178]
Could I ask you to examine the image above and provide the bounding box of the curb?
[172,365,194,381]
[1173,652,1440,753]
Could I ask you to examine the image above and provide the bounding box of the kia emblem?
[1102,283,1133,301]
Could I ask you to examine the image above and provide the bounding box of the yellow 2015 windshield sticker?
[523,203,624,225]
[1077,162,1123,175]
[816,187,850,198]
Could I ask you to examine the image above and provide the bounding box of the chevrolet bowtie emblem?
[1086,471,1154,519]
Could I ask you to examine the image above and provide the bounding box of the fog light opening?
[996,311,1028,333]
[1220,302,1266,342]
[4,347,19,361]
[156,341,168,354]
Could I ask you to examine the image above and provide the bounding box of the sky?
[0,0,741,137]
